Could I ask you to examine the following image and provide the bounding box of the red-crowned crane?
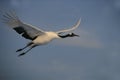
[2,12,81,56]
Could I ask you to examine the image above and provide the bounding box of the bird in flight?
[2,11,81,56]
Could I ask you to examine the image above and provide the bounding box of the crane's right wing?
[56,18,81,34]
[2,12,45,40]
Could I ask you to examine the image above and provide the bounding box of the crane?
[2,12,81,56]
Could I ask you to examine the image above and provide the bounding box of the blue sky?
[0,0,120,80]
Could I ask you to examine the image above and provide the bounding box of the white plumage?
[2,11,81,56]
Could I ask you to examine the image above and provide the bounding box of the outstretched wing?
[2,12,45,40]
[56,18,81,34]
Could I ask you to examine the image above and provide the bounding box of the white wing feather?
[56,18,81,34]
[2,12,45,40]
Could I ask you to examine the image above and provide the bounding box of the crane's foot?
[18,53,26,57]
[16,49,23,52]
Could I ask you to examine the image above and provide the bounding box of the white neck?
[45,32,60,39]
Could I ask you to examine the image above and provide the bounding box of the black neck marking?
[58,34,70,38]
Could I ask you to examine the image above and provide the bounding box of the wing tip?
[78,18,82,24]
[75,18,81,27]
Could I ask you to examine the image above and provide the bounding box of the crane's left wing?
[56,18,81,34]
[2,12,45,40]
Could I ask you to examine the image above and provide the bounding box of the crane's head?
[58,32,79,38]
[68,33,79,37]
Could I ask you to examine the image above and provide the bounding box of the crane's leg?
[18,45,37,57]
[16,42,33,52]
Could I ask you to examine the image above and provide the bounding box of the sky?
[0,0,120,80]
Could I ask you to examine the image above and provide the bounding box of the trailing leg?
[16,42,33,52]
[18,45,37,57]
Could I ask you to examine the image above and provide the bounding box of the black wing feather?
[14,26,37,40]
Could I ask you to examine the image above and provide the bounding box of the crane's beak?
[72,33,80,37]
[75,34,80,37]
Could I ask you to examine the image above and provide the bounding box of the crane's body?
[33,32,60,45]
[2,11,81,56]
